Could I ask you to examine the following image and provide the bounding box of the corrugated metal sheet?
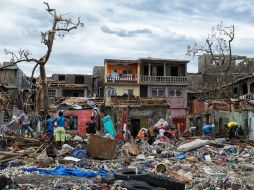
[248,111,254,140]
[191,100,205,114]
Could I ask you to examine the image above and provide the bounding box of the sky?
[0,0,254,77]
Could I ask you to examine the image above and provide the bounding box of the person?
[45,132,58,159]
[136,128,148,141]
[224,121,238,139]
[148,128,159,145]
[202,124,215,136]
[86,116,97,134]
[53,111,69,149]
[19,110,33,138]
[45,115,54,139]
[188,126,197,136]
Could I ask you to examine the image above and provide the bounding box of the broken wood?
[5,135,40,145]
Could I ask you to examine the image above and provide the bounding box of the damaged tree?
[4,2,83,114]
[187,22,235,98]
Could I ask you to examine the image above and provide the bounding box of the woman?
[53,111,69,149]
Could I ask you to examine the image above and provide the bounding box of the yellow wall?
[105,84,140,97]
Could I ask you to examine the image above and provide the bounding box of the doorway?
[130,119,140,138]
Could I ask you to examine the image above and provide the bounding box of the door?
[140,86,148,97]
[130,119,140,138]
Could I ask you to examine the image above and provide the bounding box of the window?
[58,75,65,81]
[152,88,165,97]
[144,65,149,76]
[48,89,56,98]
[64,116,78,130]
[75,75,84,84]
[157,65,164,76]
[107,88,116,97]
[171,66,178,76]
[169,90,182,97]
[233,87,238,95]
[123,89,134,96]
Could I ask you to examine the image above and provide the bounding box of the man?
[19,110,33,138]
[45,115,54,139]
[224,121,238,138]
[86,116,97,134]
[202,124,215,136]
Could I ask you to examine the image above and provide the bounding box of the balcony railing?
[140,75,188,84]
[106,74,138,83]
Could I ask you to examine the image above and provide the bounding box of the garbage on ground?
[1,114,254,189]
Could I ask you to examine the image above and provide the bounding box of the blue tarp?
[23,166,113,177]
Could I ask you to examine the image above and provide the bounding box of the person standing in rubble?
[19,110,34,138]
[86,116,97,134]
[53,111,69,149]
[224,121,238,139]
[45,115,54,139]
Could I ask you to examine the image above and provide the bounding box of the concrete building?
[0,62,26,124]
[92,66,104,97]
[104,59,140,97]
[188,54,254,99]
[104,57,189,131]
[47,74,92,104]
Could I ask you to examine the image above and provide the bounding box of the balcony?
[140,75,188,85]
[106,74,138,83]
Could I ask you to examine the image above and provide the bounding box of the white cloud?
[0,0,254,76]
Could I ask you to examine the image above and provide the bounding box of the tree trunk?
[35,86,41,115]
[40,64,49,115]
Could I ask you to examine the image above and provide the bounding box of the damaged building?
[92,66,104,98]
[188,53,254,99]
[0,62,27,124]
[104,57,189,134]
[47,74,93,104]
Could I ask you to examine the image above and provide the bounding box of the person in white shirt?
[19,110,34,138]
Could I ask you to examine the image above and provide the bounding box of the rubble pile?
[1,113,254,190]
[0,135,254,189]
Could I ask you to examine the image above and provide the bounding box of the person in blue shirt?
[202,124,215,136]
[53,111,69,149]
[45,115,54,139]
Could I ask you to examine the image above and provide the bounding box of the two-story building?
[139,58,189,130]
[104,59,140,97]
[47,74,92,104]
[104,58,189,131]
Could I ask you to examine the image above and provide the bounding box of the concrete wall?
[198,54,236,74]
[105,84,140,97]
[92,66,104,97]
[104,105,170,128]
[51,74,93,96]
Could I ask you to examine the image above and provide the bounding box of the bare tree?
[187,22,235,98]
[4,2,83,114]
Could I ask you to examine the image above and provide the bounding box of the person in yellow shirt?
[224,121,238,139]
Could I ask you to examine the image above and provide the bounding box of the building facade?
[0,62,26,124]
[104,58,189,130]
[104,59,140,97]
[47,74,92,104]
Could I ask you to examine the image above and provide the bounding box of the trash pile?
[1,115,254,190]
